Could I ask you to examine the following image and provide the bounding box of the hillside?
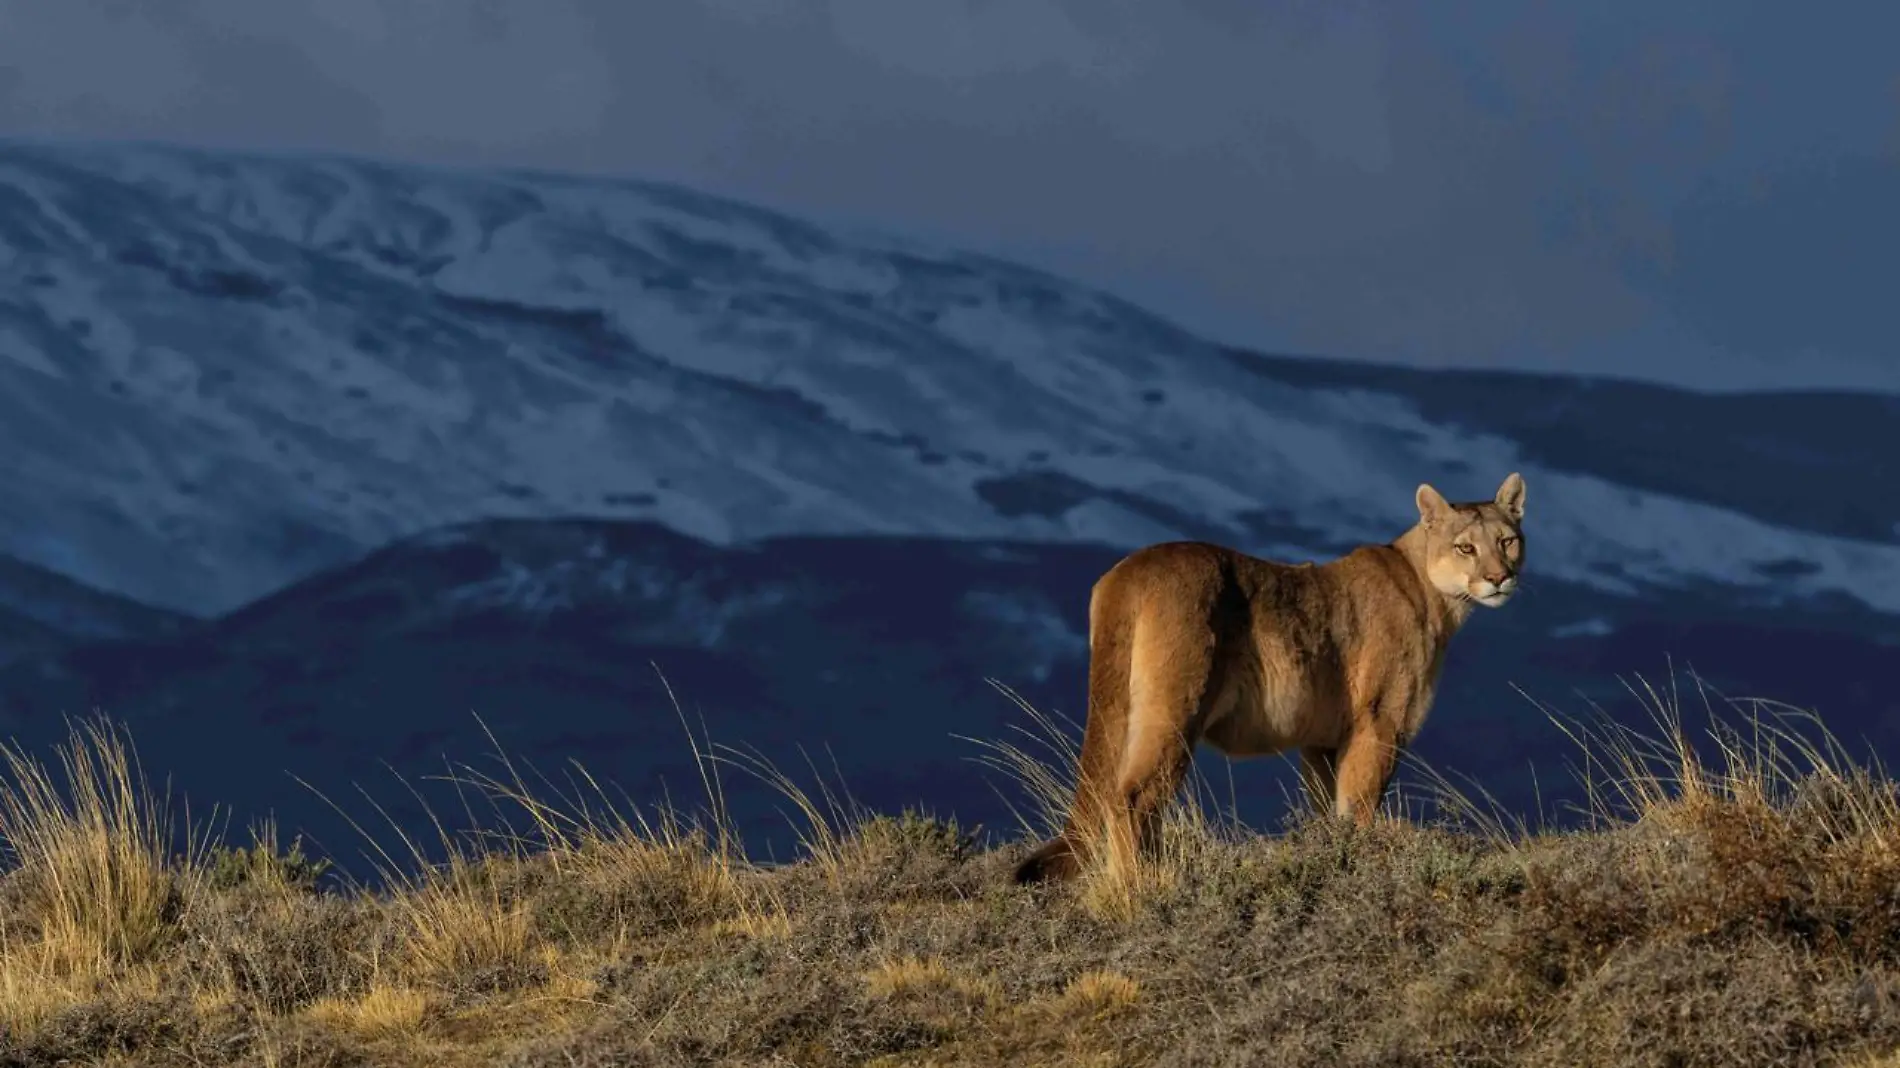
[0,553,189,667]
[4,709,1900,1067]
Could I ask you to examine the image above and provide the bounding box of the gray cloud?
[0,0,1894,392]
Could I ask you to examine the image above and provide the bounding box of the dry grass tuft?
[303,982,432,1038]
[0,718,191,1042]
[1055,969,1141,1016]
[864,954,1004,1006]
[0,718,184,973]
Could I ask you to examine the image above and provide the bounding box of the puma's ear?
[1495,472,1526,522]
[1415,483,1451,524]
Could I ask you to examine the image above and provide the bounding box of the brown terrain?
[3,680,1900,1067]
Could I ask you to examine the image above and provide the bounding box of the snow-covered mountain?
[2,139,1897,868]
[3,141,1897,620]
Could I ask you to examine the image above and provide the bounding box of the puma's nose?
[1485,571,1514,588]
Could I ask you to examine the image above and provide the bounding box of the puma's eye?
[1500,536,1519,549]
[1455,543,1475,556]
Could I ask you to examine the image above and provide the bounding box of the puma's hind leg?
[1103,716,1198,879]
[1101,618,1220,877]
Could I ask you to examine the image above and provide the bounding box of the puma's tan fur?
[1013,473,1528,884]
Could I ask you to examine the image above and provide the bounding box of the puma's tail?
[1012,834,1083,884]
[1013,576,1136,887]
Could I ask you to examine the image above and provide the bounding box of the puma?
[1013,473,1528,884]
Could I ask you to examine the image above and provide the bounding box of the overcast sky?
[1,1,1895,392]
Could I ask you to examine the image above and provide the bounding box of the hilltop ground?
[4,686,1900,1067]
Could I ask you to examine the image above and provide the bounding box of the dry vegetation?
[6,677,1900,1067]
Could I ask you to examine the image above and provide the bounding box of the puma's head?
[1413,472,1527,608]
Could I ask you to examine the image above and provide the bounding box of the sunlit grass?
[0,718,196,1038]
[1,667,1898,1065]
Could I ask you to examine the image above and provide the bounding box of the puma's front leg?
[1332,728,1401,827]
